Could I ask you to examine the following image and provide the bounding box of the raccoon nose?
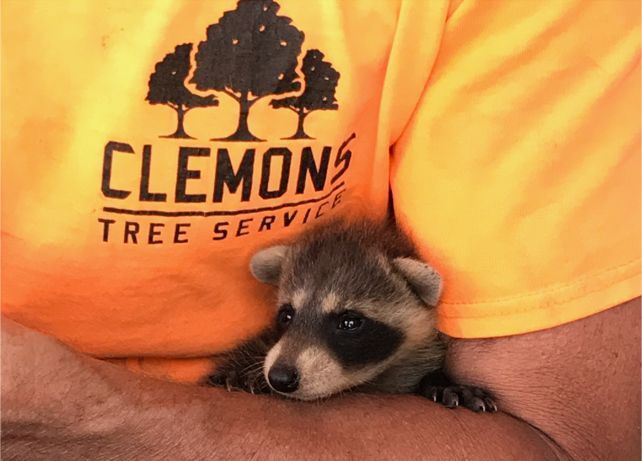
[268,365,299,393]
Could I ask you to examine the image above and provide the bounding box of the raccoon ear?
[250,245,289,285]
[392,257,443,308]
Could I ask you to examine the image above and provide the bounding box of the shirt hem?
[437,259,640,338]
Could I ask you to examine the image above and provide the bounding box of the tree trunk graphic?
[191,1,305,142]
[270,50,340,139]
[285,110,312,140]
[217,92,264,142]
[162,107,194,139]
[147,43,218,139]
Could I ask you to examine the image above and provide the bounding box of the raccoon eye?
[277,304,295,326]
[337,313,364,331]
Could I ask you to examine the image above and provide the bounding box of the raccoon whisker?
[334,390,348,402]
[241,363,266,377]
[240,361,263,372]
[226,357,244,369]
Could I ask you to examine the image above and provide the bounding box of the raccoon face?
[250,241,442,401]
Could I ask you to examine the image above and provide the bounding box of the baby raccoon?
[209,218,496,412]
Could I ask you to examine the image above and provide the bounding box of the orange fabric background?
[2,0,447,381]
[2,0,639,382]
[392,0,640,337]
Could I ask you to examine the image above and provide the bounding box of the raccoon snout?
[267,365,300,393]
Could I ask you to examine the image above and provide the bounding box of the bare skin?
[2,298,639,461]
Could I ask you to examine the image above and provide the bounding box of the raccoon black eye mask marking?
[274,306,403,367]
[325,311,404,368]
[208,219,497,413]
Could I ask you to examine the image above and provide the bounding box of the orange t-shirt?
[2,0,639,383]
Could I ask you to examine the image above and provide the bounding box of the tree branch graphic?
[146,43,218,139]
[191,0,305,141]
[271,49,340,139]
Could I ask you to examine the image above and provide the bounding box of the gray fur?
[392,257,443,307]
[250,245,289,285]
[210,217,497,412]
[266,219,444,394]
[278,219,423,306]
[368,338,446,393]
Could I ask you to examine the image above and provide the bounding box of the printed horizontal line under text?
[102,183,346,217]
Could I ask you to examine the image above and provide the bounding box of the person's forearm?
[2,319,562,460]
[101,370,562,460]
[5,365,564,461]
[447,298,641,461]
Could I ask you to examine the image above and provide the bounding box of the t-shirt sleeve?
[391,0,641,338]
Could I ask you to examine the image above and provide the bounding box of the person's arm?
[2,298,638,461]
[447,297,641,461]
[0,319,558,461]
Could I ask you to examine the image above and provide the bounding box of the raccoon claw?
[208,370,242,392]
[442,387,460,408]
[468,395,497,413]
[207,372,227,387]
[207,371,237,392]
[207,370,270,395]
[420,384,497,413]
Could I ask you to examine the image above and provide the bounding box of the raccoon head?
[250,228,442,401]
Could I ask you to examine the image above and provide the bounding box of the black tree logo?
[271,49,340,139]
[146,43,218,139]
[190,0,305,141]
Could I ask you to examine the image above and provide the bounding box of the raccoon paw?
[421,384,497,413]
[207,370,270,395]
